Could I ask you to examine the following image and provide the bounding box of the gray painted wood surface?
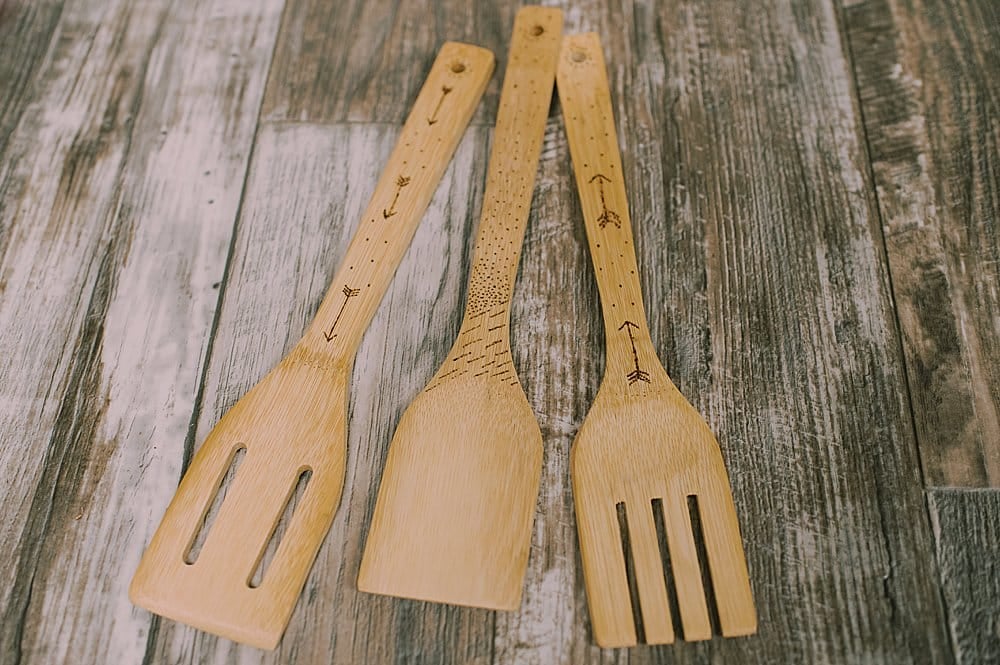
[0,0,996,663]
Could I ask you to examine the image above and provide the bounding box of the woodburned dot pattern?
[558,34,652,393]
[465,10,561,319]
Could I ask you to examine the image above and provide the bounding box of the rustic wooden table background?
[1,0,997,663]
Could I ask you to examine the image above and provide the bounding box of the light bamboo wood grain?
[129,41,493,650]
[557,32,755,648]
[615,0,948,660]
[358,5,562,611]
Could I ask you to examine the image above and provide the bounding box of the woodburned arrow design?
[383,176,411,219]
[323,285,361,341]
[589,173,621,228]
[619,320,650,384]
[427,85,453,125]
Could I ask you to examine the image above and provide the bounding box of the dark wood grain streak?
[0,222,121,664]
[0,1,62,159]
[928,490,1000,664]
[0,2,172,659]
[841,0,1000,488]
[0,0,284,662]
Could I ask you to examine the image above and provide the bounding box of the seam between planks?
[140,2,291,662]
[832,0,933,492]
[832,1,959,662]
[176,0,291,476]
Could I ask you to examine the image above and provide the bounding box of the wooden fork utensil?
[129,42,494,649]
[358,6,562,610]
[557,33,756,647]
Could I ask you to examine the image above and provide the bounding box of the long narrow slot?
[248,467,313,588]
[687,495,722,635]
[616,501,646,643]
[184,446,247,564]
[651,497,685,639]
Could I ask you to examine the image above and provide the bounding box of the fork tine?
[626,499,675,644]
[664,495,712,640]
[698,487,757,636]
[576,498,637,647]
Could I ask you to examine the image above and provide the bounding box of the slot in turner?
[129,42,495,649]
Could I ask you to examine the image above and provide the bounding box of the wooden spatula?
[357,6,562,610]
[128,42,494,650]
[557,33,756,647]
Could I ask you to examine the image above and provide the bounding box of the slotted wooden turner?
[557,33,756,647]
[129,42,494,649]
[358,6,562,610]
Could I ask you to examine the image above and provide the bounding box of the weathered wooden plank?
[1,0,988,662]
[260,0,513,125]
[0,2,174,658]
[3,0,286,662]
[842,0,1000,487]
[494,0,954,662]
[928,489,1000,665]
[146,122,495,664]
[0,0,63,157]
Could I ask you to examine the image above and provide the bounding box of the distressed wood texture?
[928,490,1000,665]
[0,0,62,156]
[1,0,998,663]
[1,0,175,656]
[842,0,1000,488]
[260,0,514,125]
[504,0,949,661]
[0,0,285,661]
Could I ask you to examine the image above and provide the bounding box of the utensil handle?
[302,42,494,358]
[461,7,562,325]
[558,34,661,386]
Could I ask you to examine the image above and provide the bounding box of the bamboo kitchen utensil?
[357,6,562,610]
[557,33,756,647]
[129,42,494,650]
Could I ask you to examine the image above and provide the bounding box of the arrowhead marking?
[627,369,651,384]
